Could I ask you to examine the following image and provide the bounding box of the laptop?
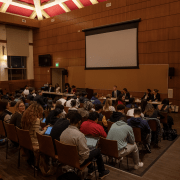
[44,126,53,135]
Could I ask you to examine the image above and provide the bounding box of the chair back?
[9,107,16,114]
[0,120,6,137]
[160,112,168,124]
[4,122,18,143]
[132,127,141,142]
[99,137,119,158]
[124,107,131,114]
[55,140,80,169]
[107,121,114,132]
[97,121,103,126]
[101,111,112,120]
[148,120,157,131]
[36,132,55,158]
[126,116,132,120]
[40,122,46,129]
[81,117,87,123]
[44,110,49,118]
[64,106,69,114]
[16,127,33,151]
[80,103,84,108]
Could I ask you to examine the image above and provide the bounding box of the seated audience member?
[107,119,143,170]
[127,109,151,153]
[142,89,152,101]
[75,92,80,108]
[60,111,110,178]
[116,94,126,105]
[140,99,148,114]
[57,95,67,106]
[103,94,112,105]
[158,98,174,130]
[10,101,17,107]
[95,104,108,128]
[0,88,3,95]
[21,102,48,166]
[46,103,65,125]
[151,89,160,101]
[48,83,54,92]
[50,112,71,142]
[79,91,89,103]
[0,99,12,123]
[110,104,126,123]
[80,112,107,138]
[126,98,138,108]
[55,83,61,93]
[49,108,63,125]
[71,85,77,94]
[27,88,35,101]
[10,101,25,128]
[56,101,66,117]
[66,97,75,107]
[103,99,115,112]
[68,100,78,112]
[14,93,22,102]
[123,88,130,99]
[23,86,29,96]
[91,93,101,105]
[78,101,94,118]
[112,85,121,98]
[64,83,71,93]
[34,90,46,109]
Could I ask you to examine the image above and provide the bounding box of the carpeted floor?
[104,136,179,176]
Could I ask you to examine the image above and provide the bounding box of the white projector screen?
[83,20,140,69]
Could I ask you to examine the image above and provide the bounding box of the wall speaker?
[169,67,175,78]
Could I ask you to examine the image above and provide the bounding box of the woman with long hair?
[0,99,12,123]
[116,94,126,105]
[103,99,115,111]
[55,83,61,93]
[10,101,25,128]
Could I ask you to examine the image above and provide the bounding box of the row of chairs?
[0,120,96,179]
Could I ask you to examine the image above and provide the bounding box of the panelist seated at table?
[141,89,152,101]
[112,85,121,98]
[123,88,130,99]
[64,83,71,93]
[151,89,160,101]
[55,83,61,93]
[48,83,55,92]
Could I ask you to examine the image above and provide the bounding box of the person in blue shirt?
[127,108,151,153]
[126,98,138,108]
[91,93,101,105]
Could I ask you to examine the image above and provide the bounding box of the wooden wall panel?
[32,0,180,108]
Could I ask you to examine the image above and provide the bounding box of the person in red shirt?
[117,94,126,105]
[80,112,107,138]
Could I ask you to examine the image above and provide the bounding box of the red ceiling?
[79,0,92,7]
[7,5,34,17]
[64,0,79,11]
[0,2,3,7]
[0,0,108,18]
[18,0,34,5]
[44,4,66,17]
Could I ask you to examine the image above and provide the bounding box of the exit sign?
[55,62,59,67]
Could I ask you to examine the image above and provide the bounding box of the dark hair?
[93,93,98,97]
[88,112,99,121]
[95,104,103,111]
[147,89,151,93]
[114,85,117,88]
[15,93,21,98]
[54,108,62,116]
[55,103,64,110]
[134,108,141,115]
[117,104,125,111]
[154,89,159,93]
[0,99,8,112]
[38,90,42,94]
[49,83,52,86]
[128,98,136,108]
[75,92,80,97]
[123,88,127,92]
[72,85,76,88]
[161,98,169,111]
[71,100,76,107]
[69,111,82,125]
[82,91,88,97]
[29,88,34,93]
[65,83,70,87]
[141,99,147,113]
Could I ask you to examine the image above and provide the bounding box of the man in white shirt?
[66,97,74,107]
[57,95,67,106]
[23,86,29,96]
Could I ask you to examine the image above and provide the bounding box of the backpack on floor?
[163,129,177,141]
[57,172,81,180]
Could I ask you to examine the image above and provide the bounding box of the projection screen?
[83,19,141,69]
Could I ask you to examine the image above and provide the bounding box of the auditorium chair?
[64,106,69,114]
[55,140,97,180]
[3,122,19,160]
[107,121,114,132]
[16,127,37,177]
[40,122,46,129]
[101,111,112,120]
[124,108,131,114]
[160,112,168,124]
